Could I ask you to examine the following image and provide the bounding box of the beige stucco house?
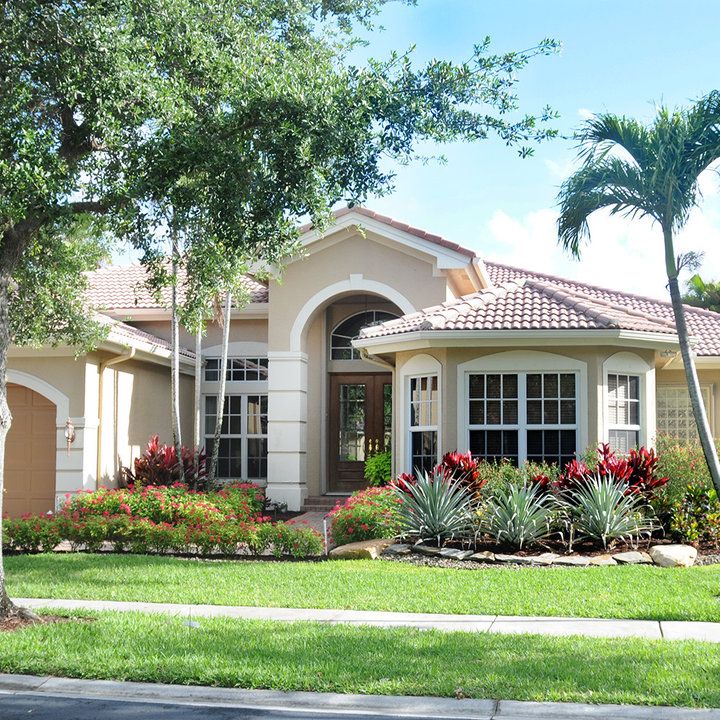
[6,207,720,515]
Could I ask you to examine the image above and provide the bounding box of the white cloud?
[480,198,720,299]
[577,107,595,121]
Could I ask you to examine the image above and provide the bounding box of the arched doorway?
[5,383,57,517]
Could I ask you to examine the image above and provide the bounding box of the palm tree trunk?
[664,225,720,494]
[208,291,232,484]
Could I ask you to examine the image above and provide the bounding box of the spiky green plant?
[393,470,476,547]
[563,474,655,549]
[484,483,556,549]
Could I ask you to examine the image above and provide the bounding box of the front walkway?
[14,598,720,642]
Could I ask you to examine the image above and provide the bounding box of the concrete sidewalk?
[13,597,720,642]
[1,673,719,720]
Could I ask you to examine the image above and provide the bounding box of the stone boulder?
[649,544,698,568]
[612,550,652,565]
[553,555,591,567]
[382,543,412,556]
[329,538,395,560]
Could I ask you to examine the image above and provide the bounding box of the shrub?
[558,444,668,498]
[669,481,720,547]
[438,451,486,496]
[562,475,655,550]
[364,450,392,487]
[483,483,556,549]
[329,487,403,546]
[393,469,477,547]
[123,435,208,490]
[2,515,61,553]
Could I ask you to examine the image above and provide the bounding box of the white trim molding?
[6,369,70,425]
[456,351,589,465]
[290,276,415,352]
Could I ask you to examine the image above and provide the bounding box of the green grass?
[0,610,718,707]
[6,553,720,621]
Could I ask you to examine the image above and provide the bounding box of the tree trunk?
[208,291,232,484]
[0,270,38,622]
[170,231,182,466]
[663,225,720,494]
[193,327,202,479]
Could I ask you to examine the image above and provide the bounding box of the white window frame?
[408,374,440,474]
[203,393,268,481]
[466,371,579,465]
[399,354,442,473]
[458,351,588,465]
[606,373,641,450]
[602,352,655,448]
[656,383,715,441]
[203,356,269,383]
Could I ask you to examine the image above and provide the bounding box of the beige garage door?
[4,383,56,518]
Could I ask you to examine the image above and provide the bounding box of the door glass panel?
[338,384,366,461]
[383,383,392,451]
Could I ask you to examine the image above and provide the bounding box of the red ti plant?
[437,450,486,495]
[558,443,667,498]
[124,435,208,490]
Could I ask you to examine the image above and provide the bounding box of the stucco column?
[266,351,308,510]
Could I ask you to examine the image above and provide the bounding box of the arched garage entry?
[5,383,57,517]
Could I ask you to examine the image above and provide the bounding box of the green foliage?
[364,450,392,487]
[669,481,720,547]
[562,475,655,550]
[483,482,555,549]
[329,487,403,545]
[65,484,265,525]
[683,274,720,313]
[3,514,323,559]
[474,459,560,498]
[394,470,477,546]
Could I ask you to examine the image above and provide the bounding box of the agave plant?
[392,469,476,546]
[563,474,655,549]
[484,483,556,549]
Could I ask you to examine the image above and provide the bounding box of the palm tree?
[557,92,720,494]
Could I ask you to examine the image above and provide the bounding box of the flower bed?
[3,484,323,559]
[328,487,403,545]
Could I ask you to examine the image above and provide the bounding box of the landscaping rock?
[649,544,697,568]
[439,548,474,560]
[590,554,618,566]
[553,555,591,567]
[469,551,496,563]
[495,554,532,564]
[533,552,560,566]
[412,544,443,557]
[329,538,395,560]
[382,543,412,556]
[612,551,652,565]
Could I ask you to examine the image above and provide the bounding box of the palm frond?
[577,113,655,170]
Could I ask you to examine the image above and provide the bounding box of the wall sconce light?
[64,418,76,455]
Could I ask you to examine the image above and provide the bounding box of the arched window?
[330,310,398,360]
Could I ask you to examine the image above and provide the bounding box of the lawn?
[0,611,718,707]
[6,553,720,621]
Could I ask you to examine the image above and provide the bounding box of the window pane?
[469,400,484,425]
[630,401,640,426]
[503,400,518,424]
[629,375,640,400]
[527,400,542,424]
[469,374,485,399]
[527,374,542,398]
[609,429,639,453]
[503,374,518,398]
[543,400,558,424]
[411,430,436,475]
[487,374,501,398]
[543,374,558,398]
[247,438,268,479]
[527,429,543,455]
[560,373,576,398]
[560,400,576,424]
[486,400,501,425]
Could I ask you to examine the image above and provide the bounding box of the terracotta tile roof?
[97,314,195,359]
[485,261,720,356]
[299,206,477,259]
[85,264,268,310]
[358,279,679,340]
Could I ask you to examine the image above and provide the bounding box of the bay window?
[467,371,578,466]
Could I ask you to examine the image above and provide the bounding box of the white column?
[265,351,308,511]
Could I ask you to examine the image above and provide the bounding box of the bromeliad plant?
[561,474,656,550]
[393,469,477,547]
[483,482,556,549]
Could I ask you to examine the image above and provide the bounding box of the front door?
[328,373,392,493]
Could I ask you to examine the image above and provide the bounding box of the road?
[0,694,453,720]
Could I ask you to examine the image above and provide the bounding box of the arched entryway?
[5,383,57,517]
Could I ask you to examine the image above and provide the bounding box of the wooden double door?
[328,373,392,493]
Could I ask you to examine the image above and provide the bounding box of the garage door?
[4,383,56,517]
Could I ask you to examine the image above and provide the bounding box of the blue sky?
[355,0,720,299]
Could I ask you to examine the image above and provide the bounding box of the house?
[5,207,720,516]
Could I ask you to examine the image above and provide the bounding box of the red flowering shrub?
[396,451,486,495]
[557,443,668,498]
[124,435,207,490]
[329,487,403,545]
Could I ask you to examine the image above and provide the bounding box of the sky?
[351,0,720,299]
